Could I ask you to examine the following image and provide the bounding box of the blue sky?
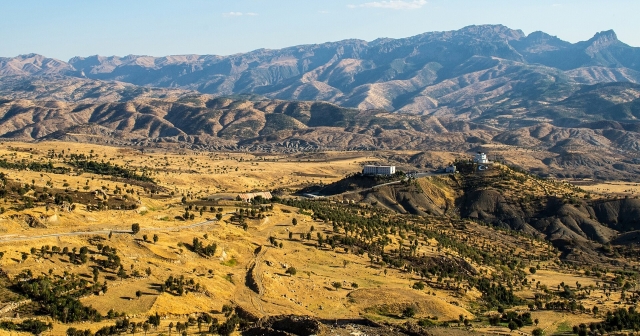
[1,0,638,60]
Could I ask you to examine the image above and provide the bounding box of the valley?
[2,22,640,336]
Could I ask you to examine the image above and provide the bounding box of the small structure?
[445,165,457,173]
[362,165,396,176]
[237,192,272,203]
[473,152,489,164]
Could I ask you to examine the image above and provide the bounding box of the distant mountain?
[3,25,640,114]
[2,25,640,180]
[0,54,77,77]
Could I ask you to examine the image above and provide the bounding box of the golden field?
[0,141,637,336]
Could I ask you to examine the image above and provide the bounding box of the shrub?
[413,281,425,290]
[402,306,417,318]
[285,267,297,276]
[532,328,544,336]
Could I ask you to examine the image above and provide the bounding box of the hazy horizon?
[2,0,639,60]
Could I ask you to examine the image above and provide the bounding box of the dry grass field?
[577,181,640,197]
[0,141,637,336]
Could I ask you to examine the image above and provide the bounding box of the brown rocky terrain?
[0,93,637,180]
[1,25,640,181]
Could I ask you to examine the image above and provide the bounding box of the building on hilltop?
[445,165,457,173]
[362,165,396,176]
[473,152,489,164]
[237,192,272,203]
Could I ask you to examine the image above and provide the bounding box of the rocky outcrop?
[245,315,326,336]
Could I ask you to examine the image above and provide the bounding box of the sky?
[1,0,639,60]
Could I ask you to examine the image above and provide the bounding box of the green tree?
[131,223,140,235]
[285,267,297,276]
[292,218,297,226]
[402,306,416,318]
[93,268,100,282]
[118,266,127,280]
[153,234,159,243]
[532,328,544,336]
[332,282,342,290]
[136,290,142,300]
[508,321,518,332]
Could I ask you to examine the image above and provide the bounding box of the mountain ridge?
[4,25,640,114]
[1,25,640,180]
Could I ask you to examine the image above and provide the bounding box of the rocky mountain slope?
[1,25,640,180]
[4,25,640,115]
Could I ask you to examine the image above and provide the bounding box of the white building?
[237,192,272,202]
[363,165,396,176]
[445,165,457,173]
[474,152,489,164]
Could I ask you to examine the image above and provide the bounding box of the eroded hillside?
[0,94,639,180]
[312,164,640,266]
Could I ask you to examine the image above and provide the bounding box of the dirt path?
[233,245,268,317]
[0,219,218,243]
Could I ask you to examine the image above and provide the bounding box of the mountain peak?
[513,31,571,54]
[584,29,621,56]
[457,24,526,41]
[588,30,619,44]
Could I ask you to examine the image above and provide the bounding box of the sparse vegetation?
[0,142,636,336]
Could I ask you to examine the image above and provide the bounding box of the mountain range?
[1,25,640,180]
[3,25,640,112]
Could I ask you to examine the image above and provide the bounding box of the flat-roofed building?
[237,192,273,202]
[362,165,396,176]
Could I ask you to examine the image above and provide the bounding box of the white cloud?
[348,0,427,10]
[223,12,258,17]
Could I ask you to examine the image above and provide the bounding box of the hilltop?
[301,163,640,264]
